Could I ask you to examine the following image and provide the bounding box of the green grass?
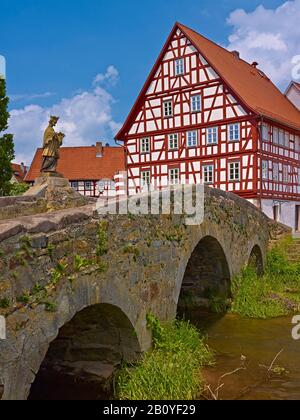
[115,316,213,400]
[231,242,300,319]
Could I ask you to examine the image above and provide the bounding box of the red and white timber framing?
[118,26,300,231]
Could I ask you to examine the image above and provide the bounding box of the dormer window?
[175,59,185,76]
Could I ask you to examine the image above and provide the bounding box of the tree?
[0,78,14,196]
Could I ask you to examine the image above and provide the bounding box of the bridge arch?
[28,302,141,400]
[248,245,264,276]
[178,235,231,312]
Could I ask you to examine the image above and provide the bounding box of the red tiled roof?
[12,163,27,182]
[25,146,125,182]
[116,23,300,139]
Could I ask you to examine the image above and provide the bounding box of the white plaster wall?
[260,199,300,232]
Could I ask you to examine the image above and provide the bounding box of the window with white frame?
[85,181,92,191]
[71,181,79,190]
[187,131,198,147]
[164,100,173,118]
[279,130,285,146]
[229,161,240,181]
[285,132,290,148]
[168,133,179,150]
[191,95,201,112]
[273,163,279,181]
[262,161,269,180]
[273,127,279,144]
[140,137,150,153]
[169,168,180,185]
[262,124,270,142]
[228,124,240,142]
[203,164,214,184]
[283,166,289,183]
[175,58,185,76]
[141,170,151,188]
[206,127,218,145]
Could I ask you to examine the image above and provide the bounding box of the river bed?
[187,311,300,400]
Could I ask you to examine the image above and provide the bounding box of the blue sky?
[1,0,299,163]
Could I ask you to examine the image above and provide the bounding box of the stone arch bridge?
[0,187,284,400]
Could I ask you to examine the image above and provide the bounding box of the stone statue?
[41,116,65,173]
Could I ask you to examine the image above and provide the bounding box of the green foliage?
[0,79,15,196]
[116,316,213,401]
[0,298,10,309]
[96,221,108,257]
[73,254,90,272]
[9,182,29,196]
[47,244,55,259]
[123,244,140,261]
[231,242,300,319]
[44,301,57,312]
[17,291,31,304]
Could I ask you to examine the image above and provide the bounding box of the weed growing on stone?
[96,221,108,257]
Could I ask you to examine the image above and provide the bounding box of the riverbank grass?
[231,241,300,319]
[116,316,214,400]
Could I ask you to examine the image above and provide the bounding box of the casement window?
[168,133,179,150]
[229,161,240,181]
[141,170,151,188]
[85,181,92,191]
[164,100,173,118]
[202,164,214,184]
[262,161,269,180]
[71,181,79,190]
[228,124,240,142]
[175,58,185,76]
[279,130,285,146]
[169,168,180,185]
[140,137,150,154]
[273,128,279,144]
[273,163,279,181]
[187,131,198,148]
[206,127,218,145]
[285,132,290,148]
[262,124,270,142]
[191,95,201,112]
[283,166,289,183]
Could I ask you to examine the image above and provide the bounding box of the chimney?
[251,61,259,69]
[231,50,240,59]
[96,142,103,158]
[20,162,25,174]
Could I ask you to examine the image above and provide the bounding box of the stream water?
[186,310,300,400]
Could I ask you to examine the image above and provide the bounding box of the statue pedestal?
[24,172,90,211]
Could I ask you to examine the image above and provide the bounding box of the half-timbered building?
[116,23,300,232]
[25,143,125,198]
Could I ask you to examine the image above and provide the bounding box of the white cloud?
[93,65,119,86]
[10,92,56,102]
[226,0,300,88]
[9,66,122,165]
